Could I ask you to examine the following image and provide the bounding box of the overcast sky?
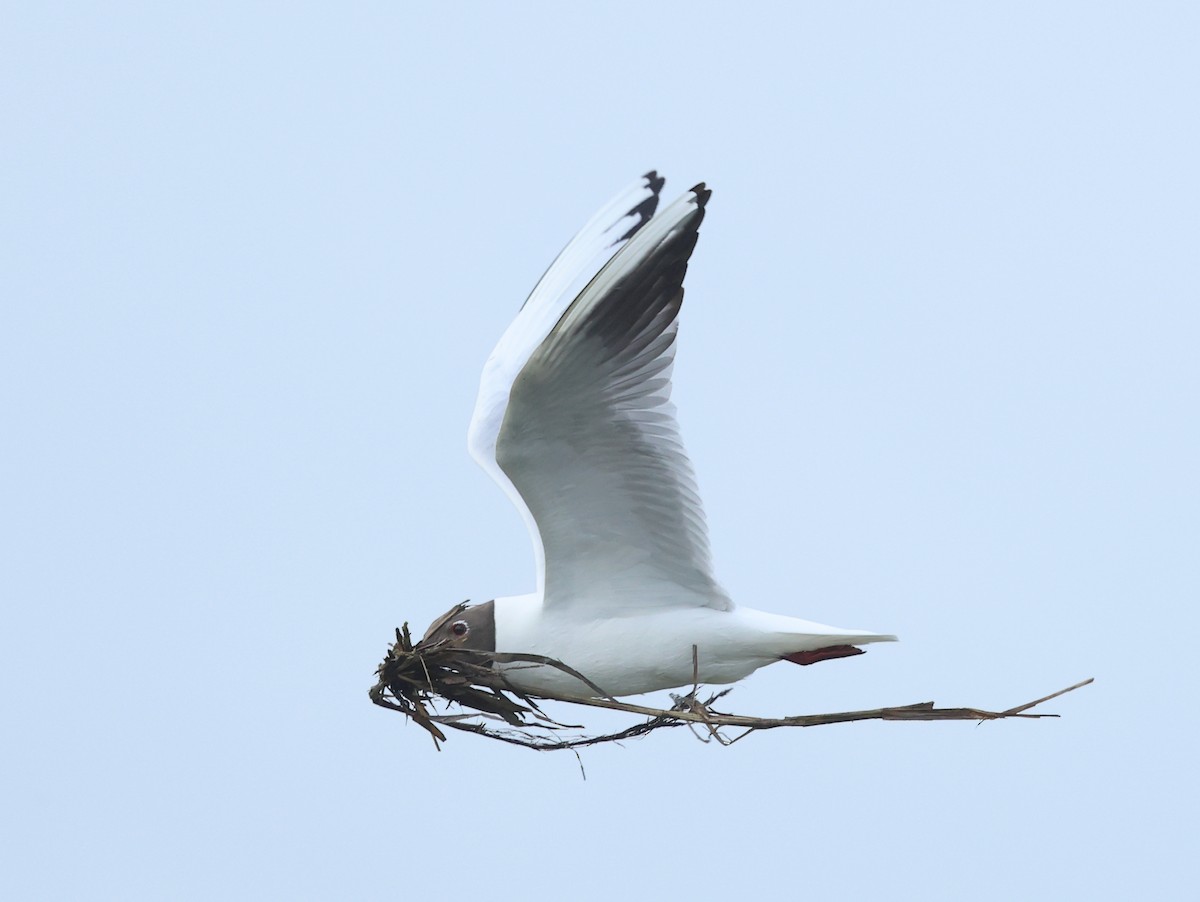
[3,3,1197,899]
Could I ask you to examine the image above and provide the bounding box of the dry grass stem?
[369,614,1093,752]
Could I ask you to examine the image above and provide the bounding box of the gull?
[420,173,895,697]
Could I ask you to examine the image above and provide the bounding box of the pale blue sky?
[3,3,1197,899]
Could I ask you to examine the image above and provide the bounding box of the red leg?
[781,645,865,666]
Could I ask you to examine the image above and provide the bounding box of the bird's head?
[417,600,496,652]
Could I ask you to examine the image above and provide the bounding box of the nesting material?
[370,611,1093,752]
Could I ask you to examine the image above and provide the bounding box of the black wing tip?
[615,173,667,245]
[613,175,707,246]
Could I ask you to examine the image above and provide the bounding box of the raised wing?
[468,173,664,590]
[470,179,729,612]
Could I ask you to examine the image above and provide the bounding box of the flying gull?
[420,173,895,697]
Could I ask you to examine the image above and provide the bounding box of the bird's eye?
[451,620,470,637]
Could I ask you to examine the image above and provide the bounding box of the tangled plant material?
[369,606,1093,752]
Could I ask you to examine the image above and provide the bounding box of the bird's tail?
[740,608,897,665]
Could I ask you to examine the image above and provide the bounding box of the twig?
[369,620,1093,752]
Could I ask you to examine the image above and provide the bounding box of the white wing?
[468,178,729,613]
[468,172,664,592]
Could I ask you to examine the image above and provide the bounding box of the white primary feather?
[469,179,725,614]
[467,171,665,596]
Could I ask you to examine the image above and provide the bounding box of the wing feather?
[467,174,666,591]
[490,183,729,612]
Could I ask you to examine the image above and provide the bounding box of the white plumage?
[427,173,894,698]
